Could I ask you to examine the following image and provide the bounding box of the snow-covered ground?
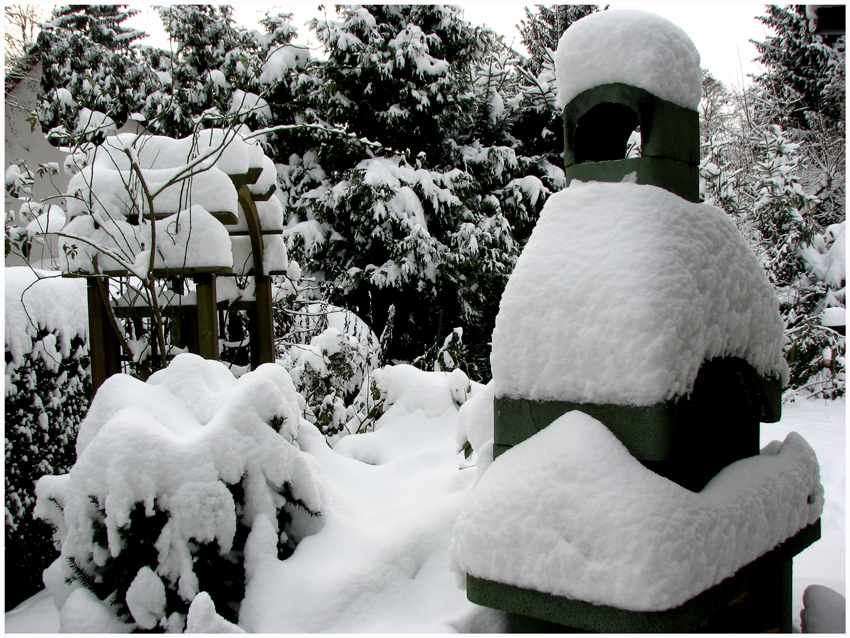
[764,397,846,629]
[5,374,844,633]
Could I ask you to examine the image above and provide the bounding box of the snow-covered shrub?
[279,304,382,441]
[788,221,846,399]
[412,326,468,373]
[5,267,90,608]
[455,380,495,478]
[34,354,324,632]
[371,364,472,421]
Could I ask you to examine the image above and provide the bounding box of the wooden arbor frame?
[86,167,282,397]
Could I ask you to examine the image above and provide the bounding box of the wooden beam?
[255,275,276,365]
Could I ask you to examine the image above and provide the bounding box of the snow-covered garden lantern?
[58,129,289,395]
[559,10,701,203]
[452,10,823,633]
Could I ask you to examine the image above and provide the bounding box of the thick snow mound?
[451,411,823,611]
[373,364,470,419]
[34,354,324,630]
[491,181,788,405]
[801,585,846,633]
[556,9,701,110]
[455,380,495,454]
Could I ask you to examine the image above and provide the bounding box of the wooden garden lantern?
[455,10,822,633]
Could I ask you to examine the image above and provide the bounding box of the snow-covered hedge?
[34,354,325,632]
[5,267,90,608]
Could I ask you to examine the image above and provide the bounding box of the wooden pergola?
[80,137,286,397]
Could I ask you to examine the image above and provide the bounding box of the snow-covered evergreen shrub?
[34,354,324,632]
[412,326,468,373]
[5,267,90,609]
[279,304,383,441]
[37,6,149,142]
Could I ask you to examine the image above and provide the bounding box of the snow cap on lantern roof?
[556,9,702,111]
[490,181,789,406]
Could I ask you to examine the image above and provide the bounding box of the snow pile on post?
[490,181,789,405]
[555,9,702,110]
[33,353,324,632]
[451,410,823,611]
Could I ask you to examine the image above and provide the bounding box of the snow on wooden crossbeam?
[62,130,287,393]
[60,205,235,276]
[99,266,232,278]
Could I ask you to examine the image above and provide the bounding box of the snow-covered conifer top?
[491,181,788,406]
[556,9,702,110]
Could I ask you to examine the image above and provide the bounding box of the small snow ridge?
[801,585,846,633]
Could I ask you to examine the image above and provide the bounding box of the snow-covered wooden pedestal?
[563,82,700,203]
[453,9,823,633]
[468,520,820,633]
[494,357,782,493]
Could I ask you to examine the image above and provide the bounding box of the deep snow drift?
[5,368,844,632]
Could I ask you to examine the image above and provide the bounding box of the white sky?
[126,3,770,89]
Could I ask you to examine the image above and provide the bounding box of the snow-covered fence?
[54,128,297,394]
[452,9,823,633]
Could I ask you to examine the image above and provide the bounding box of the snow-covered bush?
[5,267,90,608]
[370,364,472,420]
[279,304,382,441]
[34,354,324,632]
[455,380,495,477]
[412,326,468,373]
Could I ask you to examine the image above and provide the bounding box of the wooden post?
[194,273,219,360]
[237,183,276,368]
[255,275,276,365]
[87,277,122,397]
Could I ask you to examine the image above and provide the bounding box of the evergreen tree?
[699,8,845,399]
[518,5,599,74]
[37,5,150,142]
[277,5,563,378]
[751,4,845,130]
[306,5,482,166]
[142,5,263,137]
